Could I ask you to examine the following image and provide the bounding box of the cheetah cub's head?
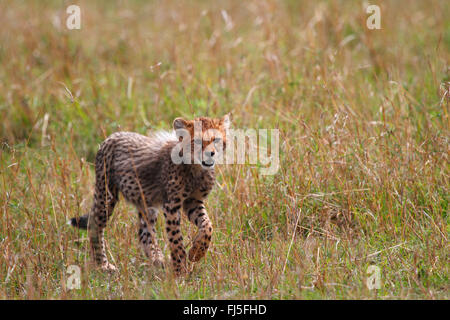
[173,114,230,169]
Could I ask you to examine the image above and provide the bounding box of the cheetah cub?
[70,115,230,275]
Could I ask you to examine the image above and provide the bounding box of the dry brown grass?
[0,0,448,299]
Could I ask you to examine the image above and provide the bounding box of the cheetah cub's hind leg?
[138,207,165,268]
[88,150,119,272]
[88,189,119,272]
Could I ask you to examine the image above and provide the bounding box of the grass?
[0,0,448,299]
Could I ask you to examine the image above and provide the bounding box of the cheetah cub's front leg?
[183,198,213,262]
[163,197,187,275]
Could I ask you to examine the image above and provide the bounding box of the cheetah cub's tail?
[68,214,89,229]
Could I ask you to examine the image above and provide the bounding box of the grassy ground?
[0,0,448,299]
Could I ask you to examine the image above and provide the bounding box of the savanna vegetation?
[0,0,448,299]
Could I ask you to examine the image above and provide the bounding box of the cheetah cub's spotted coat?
[70,115,230,275]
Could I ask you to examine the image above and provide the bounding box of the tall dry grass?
[0,0,448,299]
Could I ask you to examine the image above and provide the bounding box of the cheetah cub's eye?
[214,138,222,146]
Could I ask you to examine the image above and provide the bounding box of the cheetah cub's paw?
[188,247,205,262]
[150,252,165,269]
[100,262,117,272]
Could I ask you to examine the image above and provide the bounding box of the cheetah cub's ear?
[221,113,231,130]
[173,117,188,130]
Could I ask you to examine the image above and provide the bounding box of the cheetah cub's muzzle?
[201,151,216,169]
[198,135,224,170]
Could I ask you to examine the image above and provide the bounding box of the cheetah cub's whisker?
[69,115,230,276]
